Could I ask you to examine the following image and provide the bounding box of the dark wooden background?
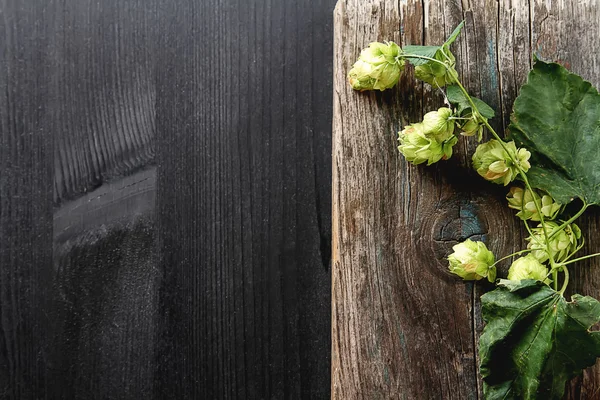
[0,0,335,399]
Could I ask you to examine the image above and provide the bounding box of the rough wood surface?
[0,0,334,398]
[332,0,600,399]
[0,1,53,398]
[154,1,334,398]
[152,0,334,399]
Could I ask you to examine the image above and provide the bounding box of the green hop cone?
[506,187,561,221]
[459,113,486,141]
[414,49,457,87]
[421,107,455,141]
[398,122,458,165]
[472,139,531,186]
[348,42,405,91]
[527,221,582,263]
[448,239,496,283]
[507,255,551,284]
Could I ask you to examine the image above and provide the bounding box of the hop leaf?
[447,86,496,119]
[398,122,457,165]
[509,60,600,205]
[507,255,551,284]
[527,221,582,263]
[472,139,531,186]
[348,42,405,91]
[447,239,496,283]
[480,280,600,399]
[507,187,561,221]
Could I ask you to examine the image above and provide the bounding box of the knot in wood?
[427,199,488,280]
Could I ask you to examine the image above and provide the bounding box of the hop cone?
[527,221,582,263]
[348,42,405,91]
[448,239,496,282]
[472,139,531,186]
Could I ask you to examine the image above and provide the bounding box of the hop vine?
[347,20,600,400]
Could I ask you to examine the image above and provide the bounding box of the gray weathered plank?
[332,0,600,398]
[0,1,54,397]
[1,0,335,398]
[154,0,334,398]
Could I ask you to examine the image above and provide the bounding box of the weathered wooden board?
[153,1,334,397]
[0,1,54,398]
[332,0,600,399]
[46,1,160,398]
[1,0,335,398]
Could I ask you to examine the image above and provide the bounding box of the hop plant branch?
[347,23,600,398]
[349,30,600,290]
[547,201,588,241]
[441,67,572,290]
[395,48,590,293]
[559,251,600,267]
[396,50,568,289]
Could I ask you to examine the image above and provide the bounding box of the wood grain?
[51,215,159,399]
[1,0,334,398]
[332,0,600,399]
[45,1,160,398]
[51,0,156,205]
[154,0,334,398]
[0,1,54,398]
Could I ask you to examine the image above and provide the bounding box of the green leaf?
[480,280,600,399]
[446,85,495,118]
[443,20,465,47]
[403,45,442,66]
[509,60,600,205]
[403,21,464,66]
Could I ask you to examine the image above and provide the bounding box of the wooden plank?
[3,0,334,397]
[333,2,483,398]
[154,0,334,398]
[0,1,54,398]
[0,0,335,397]
[332,0,600,398]
[47,0,160,398]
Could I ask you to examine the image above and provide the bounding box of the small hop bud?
[398,122,458,165]
[472,139,531,186]
[527,221,582,263]
[414,50,458,87]
[348,42,405,91]
[448,239,496,282]
[421,107,455,141]
[459,113,486,141]
[507,255,551,284]
[506,187,561,221]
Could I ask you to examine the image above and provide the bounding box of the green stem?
[403,54,571,291]
[522,218,535,239]
[557,252,600,267]
[401,54,448,66]
[559,266,569,296]
[449,72,557,275]
[490,249,533,268]
[548,202,588,241]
